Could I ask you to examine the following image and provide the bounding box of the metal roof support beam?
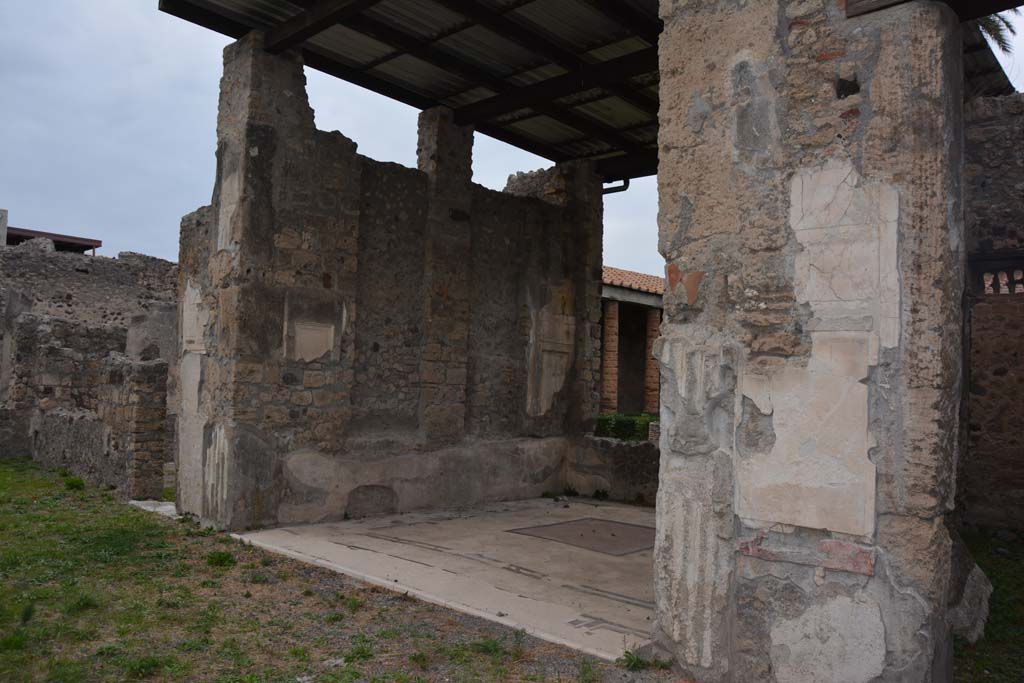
[593,149,658,182]
[265,0,382,53]
[338,15,643,153]
[578,0,662,45]
[430,0,658,117]
[453,48,658,124]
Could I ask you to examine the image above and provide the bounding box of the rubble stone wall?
[176,33,602,530]
[962,94,1024,532]
[655,1,966,680]
[0,239,177,498]
[31,353,168,499]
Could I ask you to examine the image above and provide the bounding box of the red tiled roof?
[602,266,665,295]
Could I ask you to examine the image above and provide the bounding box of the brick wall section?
[643,307,661,414]
[964,296,1024,530]
[600,299,619,413]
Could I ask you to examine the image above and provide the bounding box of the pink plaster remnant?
[817,539,876,576]
[667,264,704,306]
[737,533,876,577]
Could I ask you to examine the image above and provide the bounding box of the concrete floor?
[238,498,656,660]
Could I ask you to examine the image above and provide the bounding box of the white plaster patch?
[284,449,335,489]
[181,280,209,353]
[176,352,205,516]
[293,322,334,362]
[737,160,898,536]
[217,171,241,253]
[204,423,230,523]
[769,594,885,683]
[526,284,576,416]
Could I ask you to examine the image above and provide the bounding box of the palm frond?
[973,9,1020,55]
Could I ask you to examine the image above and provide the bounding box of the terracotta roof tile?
[602,265,665,295]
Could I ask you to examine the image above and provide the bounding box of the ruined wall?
[655,1,966,680]
[177,33,602,530]
[0,239,177,498]
[0,242,176,328]
[1,314,126,456]
[31,353,168,499]
[962,94,1024,532]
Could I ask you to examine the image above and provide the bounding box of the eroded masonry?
[4,0,1023,679]
[176,34,603,529]
[0,236,177,498]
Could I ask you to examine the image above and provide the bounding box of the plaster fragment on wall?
[217,171,241,253]
[293,322,334,362]
[737,160,898,536]
[181,281,209,353]
[526,283,575,416]
[177,352,205,516]
[769,594,885,683]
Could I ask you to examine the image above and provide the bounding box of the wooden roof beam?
[453,48,658,124]
[266,0,383,53]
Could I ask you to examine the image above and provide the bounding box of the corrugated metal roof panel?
[307,24,396,66]
[509,0,632,53]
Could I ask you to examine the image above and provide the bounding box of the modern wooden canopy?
[160,0,1019,182]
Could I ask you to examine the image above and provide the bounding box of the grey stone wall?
[654,1,968,680]
[176,33,602,530]
[31,353,168,499]
[0,237,177,498]
[565,435,659,505]
[965,95,1024,254]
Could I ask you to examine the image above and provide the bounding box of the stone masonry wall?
[0,238,177,498]
[962,94,1024,532]
[176,33,602,530]
[31,353,168,499]
[655,1,966,681]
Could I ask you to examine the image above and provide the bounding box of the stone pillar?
[177,32,360,529]
[643,307,660,414]
[654,1,964,681]
[416,107,473,445]
[600,299,619,413]
[0,209,7,247]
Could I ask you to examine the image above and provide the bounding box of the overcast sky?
[1,4,1022,276]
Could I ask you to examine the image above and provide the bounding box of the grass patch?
[617,648,670,672]
[954,531,1024,682]
[64,477,85,491]
[206,551,236,568]
[0,458,676,683]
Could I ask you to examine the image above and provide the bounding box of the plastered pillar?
[416,107,473,445]
[654,1,965,680]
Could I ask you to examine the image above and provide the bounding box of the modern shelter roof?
[160,0,1016,182]
[160,0,660,181]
